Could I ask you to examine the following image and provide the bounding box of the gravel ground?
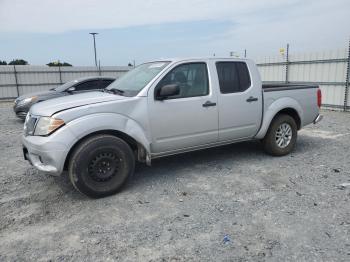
[0,102,349,262]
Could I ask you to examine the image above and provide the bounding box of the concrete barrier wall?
[0,66,130,99]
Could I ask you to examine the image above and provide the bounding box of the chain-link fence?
[256,42,350,111]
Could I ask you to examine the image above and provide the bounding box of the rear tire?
[68,135,135,198]
[262,114,297,156]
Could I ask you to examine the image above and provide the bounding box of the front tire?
[262,114,297,156]
[68,135,135,198]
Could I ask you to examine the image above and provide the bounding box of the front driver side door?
[148,62,219,154]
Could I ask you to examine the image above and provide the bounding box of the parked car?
[13,76,115,120]
[22,58,322,198]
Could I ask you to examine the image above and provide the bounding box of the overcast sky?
[0,0,349,66]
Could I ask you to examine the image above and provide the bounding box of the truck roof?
[152,57,253,63]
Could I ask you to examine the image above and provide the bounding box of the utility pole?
[89,32,98,67]
[285,43,290,83]
[344,37,350,111]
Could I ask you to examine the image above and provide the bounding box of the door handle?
[246,96,258,102]
[202,101,217,107]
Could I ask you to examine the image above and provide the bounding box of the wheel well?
[63,130,140,171]
[275,108,301,130]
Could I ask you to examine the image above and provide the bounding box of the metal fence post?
[13,65,20,97]
[58,65,63,84]
[344,38,350,112]
[285,43,290,83]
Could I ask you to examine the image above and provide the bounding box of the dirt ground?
[0,102,349,261]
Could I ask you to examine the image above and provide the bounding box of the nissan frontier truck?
[22,58,323,198]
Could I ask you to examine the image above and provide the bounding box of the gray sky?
[0,0,349,65]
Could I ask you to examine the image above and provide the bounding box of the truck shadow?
[53,135,324,199]
[130,136,323,189]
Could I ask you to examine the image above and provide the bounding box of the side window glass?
[156,63,209,99]
[216,62,251,94]
[236,63,251,91]
[74,80,100,91]
[100,80,114,88]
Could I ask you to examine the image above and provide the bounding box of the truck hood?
[30,91,126,116]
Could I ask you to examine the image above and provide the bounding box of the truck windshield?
[107,61,170,96]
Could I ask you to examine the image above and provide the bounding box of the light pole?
[89,32,98,67]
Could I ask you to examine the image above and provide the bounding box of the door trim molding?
[151,136,253,159]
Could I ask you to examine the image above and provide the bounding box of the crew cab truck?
[22,58,323,198]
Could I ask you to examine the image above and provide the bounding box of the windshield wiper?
[109,88,125,96]
[101,88,125,96]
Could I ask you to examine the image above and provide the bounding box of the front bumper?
[13,103,31,119]
[22,133,71,176]
[313,114,323,124]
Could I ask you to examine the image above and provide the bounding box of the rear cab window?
[216,62,251,94]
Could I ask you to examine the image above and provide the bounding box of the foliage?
[8,59,28,65]
[47,61,72,67]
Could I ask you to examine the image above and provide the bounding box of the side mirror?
[67,86,76,93]
[156,84,180,100]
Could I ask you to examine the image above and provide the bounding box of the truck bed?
[260,83,320,130]
[262,83,318,92]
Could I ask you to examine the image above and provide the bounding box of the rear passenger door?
[216,61,262,141]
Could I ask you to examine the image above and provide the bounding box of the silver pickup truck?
[22,58,322,198]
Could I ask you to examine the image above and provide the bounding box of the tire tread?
[262,114,297,156]
[68,134,135,198]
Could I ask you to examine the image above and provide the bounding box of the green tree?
[8,59,28,65]
[47,61,72,67]
[0,60,7,65]
[62,62,72,66]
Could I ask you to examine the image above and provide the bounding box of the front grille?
[24,114,38,136]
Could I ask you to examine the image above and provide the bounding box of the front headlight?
[34,117,65,136]
[17,96,38,106]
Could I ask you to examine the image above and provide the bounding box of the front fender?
[255,97,303,139]
[65,113,150,153]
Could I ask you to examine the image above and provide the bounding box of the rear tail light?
[317,88,322,108]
